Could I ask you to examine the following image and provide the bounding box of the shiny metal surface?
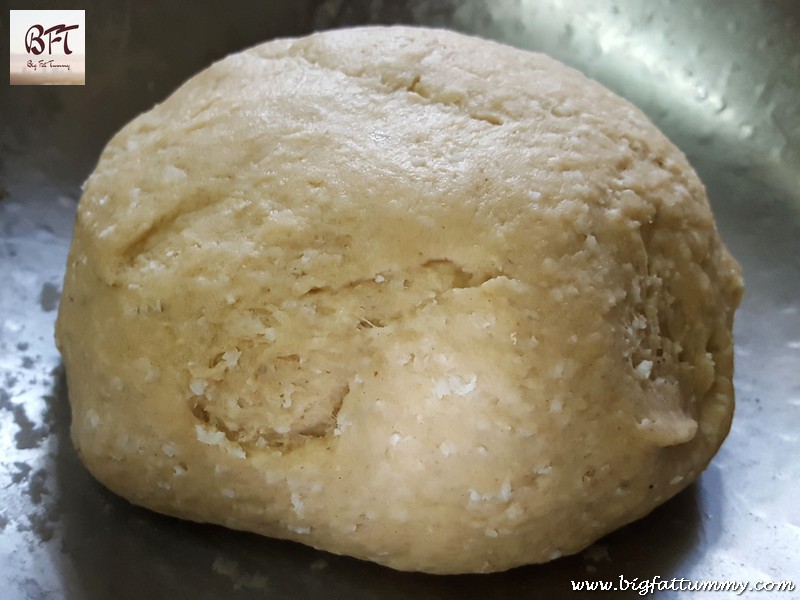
[2,1,798,597]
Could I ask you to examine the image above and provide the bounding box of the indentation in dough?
[120,187,225,268]
[620,223,725,447]
[184,258,504,452]
[276,46,505,128]
[406,74,504,126]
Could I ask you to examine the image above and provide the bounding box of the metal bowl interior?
[1,1,798,598]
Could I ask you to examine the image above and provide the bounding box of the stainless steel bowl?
[2,1,798,597]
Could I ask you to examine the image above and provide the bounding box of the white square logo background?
[10,9,85,85]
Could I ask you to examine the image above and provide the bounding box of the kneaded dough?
[56,26,744,574]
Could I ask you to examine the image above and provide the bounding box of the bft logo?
[25,23,80,56]
[10,10,86,85]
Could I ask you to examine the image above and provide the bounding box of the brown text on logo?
[25,24,80,55]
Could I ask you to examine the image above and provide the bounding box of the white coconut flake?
[173,464,187,477]
[418,215,437,229]
[162,165,187,183]
[190,379,208,396]
[485,528,499,538]
[550,399,563,413]
[222,350,241,369]
[162,442,176,457]
[439,442,457,456]
[334,414,352,436]
[226,445,246,459]
[669,475,684,485]
[635,360,653,379]
[291,493,305,515]
[98,224,116,239]
[433,374,478,399]
[195,425,225,446]
[389,433,402,446]
[469,489,490,503]
[290,526,311,535]
[86,408,100,429]
[221,488,236,498]
[499,479,512,502]
[374,274,385,283]
[505,505,523,520]
[269,208,302,226]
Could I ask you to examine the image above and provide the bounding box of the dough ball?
[56,26,743,574]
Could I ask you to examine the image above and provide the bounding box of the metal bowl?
[2,1,798,597]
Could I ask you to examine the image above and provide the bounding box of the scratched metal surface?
[1,1,798,598]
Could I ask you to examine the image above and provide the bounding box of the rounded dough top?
[57,26,743,573]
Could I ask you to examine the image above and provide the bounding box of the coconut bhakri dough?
[55,26,743,574]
